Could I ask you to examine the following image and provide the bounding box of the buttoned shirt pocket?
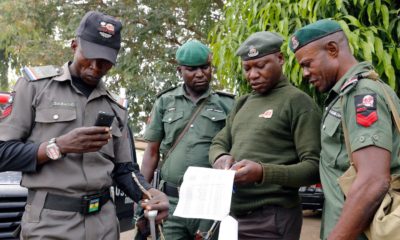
[162,110,184,145]
[34,107,77,140]
[199,110,227,138]
[321,113,342,167]
[35,107,76,123]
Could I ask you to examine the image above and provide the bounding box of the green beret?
[289,19,342,52]
[235,31,283,60]
[176,40,211,66]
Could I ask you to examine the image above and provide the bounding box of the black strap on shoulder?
[163,97,209,160]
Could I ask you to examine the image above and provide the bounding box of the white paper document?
[218,215,238,240]
[173,166,235,221]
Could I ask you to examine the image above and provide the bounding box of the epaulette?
[107,91,128,109]
[21,65,63,81]
[339,70,380,96]
[215,90,235,98]
[339,74,360,96]
[156,86,178,98]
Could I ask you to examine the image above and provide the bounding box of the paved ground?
[300,210,321,240]
[121,210,321,240]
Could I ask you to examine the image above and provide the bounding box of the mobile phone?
[94,111,115,127]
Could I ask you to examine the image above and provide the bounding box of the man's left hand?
[141,188,169,223]
[230,159,263,184]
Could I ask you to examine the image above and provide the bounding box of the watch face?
[46,143,62,160]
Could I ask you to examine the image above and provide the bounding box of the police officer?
[0,11,168,240]
[209,31,321,240]
[290,19,400,240]
[141,40,234,239]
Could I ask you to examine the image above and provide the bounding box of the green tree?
[0,0,223,134]
[210,0,400,105]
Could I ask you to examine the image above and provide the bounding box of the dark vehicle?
[299,183,324,211]
[0,172,134,239]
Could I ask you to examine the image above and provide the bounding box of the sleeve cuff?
[351,133,392,153]
[209,151,230,164]
[258,163,288,186]
[143,129,163,142]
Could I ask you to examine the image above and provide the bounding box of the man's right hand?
[56,126,112,154]
[213,154,235,170]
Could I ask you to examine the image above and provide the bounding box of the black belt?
[163,182,179,198]
[27,189,110,215]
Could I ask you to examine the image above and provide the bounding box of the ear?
[176,66,182,76]
[71,39,78,53]
[326,41,339,58]
[276,52,285,65]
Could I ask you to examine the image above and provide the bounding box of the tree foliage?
[0,0,222,134]
[210,0,400,105]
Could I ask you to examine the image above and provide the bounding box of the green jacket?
[209,76,321,215]
[320,62,400,240]
[144,85,234,185]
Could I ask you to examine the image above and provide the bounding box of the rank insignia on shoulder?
[21,65,63,81]
[340,76,358,92]
[354,93,378,127]
[0,91,14,119]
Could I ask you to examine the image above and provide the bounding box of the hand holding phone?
[94,111,115,127]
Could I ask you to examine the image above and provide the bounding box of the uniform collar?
[173,84,212,101]
[53,62,109,98]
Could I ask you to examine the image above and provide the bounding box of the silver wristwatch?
[46,138,63,160]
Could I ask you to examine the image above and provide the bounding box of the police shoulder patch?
[21,65,63,82]
[0,91,14,119]
[354,93,378,127]
[215,90,235,98]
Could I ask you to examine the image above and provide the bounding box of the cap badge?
[291,36,299,50]
[248,46,259,58]
[98,22,115,39]
[258,109,273,119]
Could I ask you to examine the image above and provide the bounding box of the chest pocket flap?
[162,111,183,124]
[323,114,341,137]
[200,110,227,122]
[35,107,76,123]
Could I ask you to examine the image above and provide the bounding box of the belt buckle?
[82,193,103,215]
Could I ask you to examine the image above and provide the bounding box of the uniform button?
[211,117,216,120]
[373,135,379,140]
[190,124,194,128]
[168,118,172,122]
[53,114,59,120]
[359,136,365,142]
[322,125,326,130]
